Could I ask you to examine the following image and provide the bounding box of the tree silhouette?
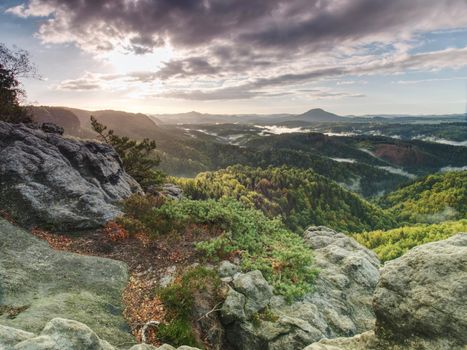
[0,43,36,123]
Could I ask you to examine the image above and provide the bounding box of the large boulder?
[221,226,380,350]
[373,233,467,348]
[304,233,467,350]
[0,218,133,346]
[0,121,141,230]
[1,318,202,350]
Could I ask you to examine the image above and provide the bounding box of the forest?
[176,165,396,233]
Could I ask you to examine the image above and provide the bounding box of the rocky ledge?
[220,226,381,350]
[0,121,141,230]
[0,218,133,346]
[304,233,467,350]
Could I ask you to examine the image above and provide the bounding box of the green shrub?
[156,267,221,348]
[157,319,198,348]
[119,194,317,299]
[123,197,317,300]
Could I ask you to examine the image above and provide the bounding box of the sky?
[1,0,467,116]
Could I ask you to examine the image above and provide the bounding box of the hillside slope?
[66,108,161,140]
[31,106,81,135]
[353,219,467,262]
[178,165,396,233]
[379,171,467,223]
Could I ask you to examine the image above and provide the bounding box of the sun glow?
[98,45,174,74]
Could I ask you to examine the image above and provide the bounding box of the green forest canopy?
[177,165,397,233]
[353,219,467,262]
[379,171,467,224]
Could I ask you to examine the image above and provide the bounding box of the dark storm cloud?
[10,0,282,51]
[12,0,467,101]
[10,0,467,54]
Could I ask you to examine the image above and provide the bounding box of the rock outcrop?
[304,233,467,350]
[0,121,141,230]
[0,318,202,350]
[220,226,380,350]
[0,218,133,346]
[160,183,184,200]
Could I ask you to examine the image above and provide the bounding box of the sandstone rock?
[302,226,380,336]
[218,260,239,278]
[154,346,176,350]
[129,344,161,350]
[233,270,273,318]
[0,218,134,346]
[41,122,64,135]
[14,318,115,350]
[0,324,35,350]
[221,288,247,324]
[153,346,176,350]
[222,227,380,350]
[303,331,377,350]
[0,121,141,230]
[303,234,467,350]
[160,183,183,200]
[374,233,467,348]
[0,318,203,350]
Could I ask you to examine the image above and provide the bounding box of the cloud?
[56,80,101,91]
[157,57,220,80]
[394,76,467,84]
[153,46,467,100]
[13,0,467,101]
[8,0,467,55]
[6,0,54,18]
[299,89,366,99]
[55,46,467,100]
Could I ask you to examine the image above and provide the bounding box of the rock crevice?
[304,233,467,350]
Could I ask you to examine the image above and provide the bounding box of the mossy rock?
[0,219,134,347]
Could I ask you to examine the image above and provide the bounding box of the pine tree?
[90,116,165,190]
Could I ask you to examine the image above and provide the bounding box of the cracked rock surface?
[0,121,141,230]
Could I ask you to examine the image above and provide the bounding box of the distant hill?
[379,171,467,224]
[154,111,237,124]
[66,108,160,140]
[30,106,162,141]
[155,109,466,125]
[245,132,467,175]
[288,108,347,123]
[31,106,81,135]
